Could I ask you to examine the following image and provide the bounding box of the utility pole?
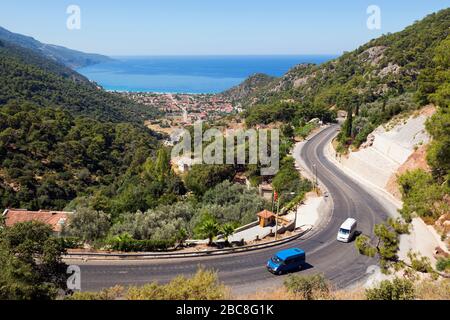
[313,164,318,193]
[315,165,318,191]
[271,190,275,213]
[275,193,280,240]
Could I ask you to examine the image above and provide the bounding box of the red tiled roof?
[2,209,72,232]
[257,210,276,219]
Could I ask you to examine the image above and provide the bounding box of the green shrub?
[398,169,447,222]
[65,207,111,242]
[272,157,312,207]
[365,278,415,300]
[125,268,227,300]
[107,234,175,252]
[436,258,450,272]
[184,164,235,197]
[355,220,408,272]
[407,251,434,273]
[374,224,399,263]
[284,274,330,300]
[110,203,195,242]
[295,123,317,139]
[387,218,410,235]
[355,235,377,257]
[352,123,375,148]
[59,237,83,249]
[66,286,124,300]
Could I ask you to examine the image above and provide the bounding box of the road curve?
[74,125,389,295]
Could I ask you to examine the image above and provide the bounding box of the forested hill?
[0,35,164,211]
[229,8,450,109]
[0,26,112,69]
[0,40,89,83]
[219,73,276,104]
[0,39,158,124]
[241,8,449,147]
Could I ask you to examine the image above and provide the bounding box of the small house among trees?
[2,209,73,235]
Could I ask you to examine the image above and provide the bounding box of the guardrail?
[64,225,313,261]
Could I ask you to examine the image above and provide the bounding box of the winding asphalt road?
[73,125,389,295]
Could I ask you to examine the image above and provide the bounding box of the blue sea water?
[77,55,337,94]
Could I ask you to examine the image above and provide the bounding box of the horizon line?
[107,53,341,58]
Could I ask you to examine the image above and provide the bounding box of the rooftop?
[2,209,73,232]
[257,210,276,219]
[341,218,357,230]
[276,248,305,261]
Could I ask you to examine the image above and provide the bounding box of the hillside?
[0,102,160,210]
[240,9,449,147]
[0,34,169,212]
[0,26,112,69]
[230,9,450,110]
[0,39,159,124]
[238,8,450,246]
[0,39,89,83]
[219,73,276,104]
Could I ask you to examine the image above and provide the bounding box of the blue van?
[267,248,306,275]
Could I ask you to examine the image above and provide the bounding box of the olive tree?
[65,207,111,242]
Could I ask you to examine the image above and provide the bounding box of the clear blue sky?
[0,0,448,56]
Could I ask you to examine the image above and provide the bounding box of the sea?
[77,55,337,94]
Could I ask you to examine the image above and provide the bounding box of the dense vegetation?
[244,101,336,128]
[272,157,312,208]
[67,270,450,300]
[365,278,416,300]
[65,180,269,247]
[220,73,276,103]
[0,40,158,123]
[0,30,306,245]
[67,268,227,300]
[284,274,330,300]
[0,102,160,210]
[279,273,448,300]
[355,218,410,272]
[398,35,450,224]
[238,9,449,151]
[0,221,68,299]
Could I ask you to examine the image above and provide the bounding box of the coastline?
[77,55,337,94]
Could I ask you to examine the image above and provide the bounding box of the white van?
[337,218,357,243]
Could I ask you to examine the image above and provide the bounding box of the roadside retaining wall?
[332,113,431,190]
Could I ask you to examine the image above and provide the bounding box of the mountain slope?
[241,8,449,150]
[0,26,112,69]
[0,100,160,211]
[234,8,450,109]
[219,73,276,104]
[0,39,89,83]
[0,39,158,124]
[0,41,164,211]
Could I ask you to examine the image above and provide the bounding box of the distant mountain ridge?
[0,38,158,124]
[0,26,112,69]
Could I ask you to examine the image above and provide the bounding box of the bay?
[78,55,336,94]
